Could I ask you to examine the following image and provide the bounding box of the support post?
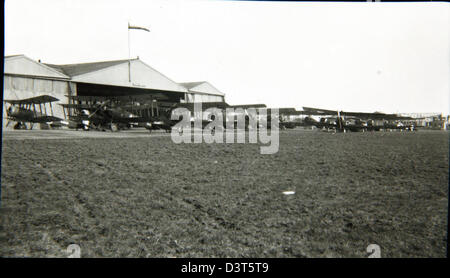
[151,97,154,117]
[49,102,54,116]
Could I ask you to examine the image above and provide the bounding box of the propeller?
[88,99,112,119]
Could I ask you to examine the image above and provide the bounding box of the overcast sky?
[4,0,449,114]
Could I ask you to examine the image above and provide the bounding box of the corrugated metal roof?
[44,59,134,77]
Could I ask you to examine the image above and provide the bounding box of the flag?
[128,23,150,32]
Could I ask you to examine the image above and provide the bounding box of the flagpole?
[127,23,150,83]
[128,22,131,82]
[128,22,131,59]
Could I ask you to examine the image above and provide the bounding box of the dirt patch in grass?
[0,130,448,257]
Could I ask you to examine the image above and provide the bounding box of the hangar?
[3,55,226,129]
[180,81,225,103]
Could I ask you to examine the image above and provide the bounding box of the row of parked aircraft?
[278,107,418,132]
[3,94,419,133]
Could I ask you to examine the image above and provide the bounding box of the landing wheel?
[14,122,27,130]
[110,123,119,132]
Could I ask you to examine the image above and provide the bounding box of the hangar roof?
[4,54,70,79]
[44,59,132,77]
[44,58,188,93]
[179,81,225,96]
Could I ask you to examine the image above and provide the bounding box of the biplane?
[60,94,166,131]
[147,102,247,133]
[59,93,275,133]
[178,103,271,131]
[275,108,307,129]
[146,102,275,133]
[3,95,63,130]
[300,107,418,132]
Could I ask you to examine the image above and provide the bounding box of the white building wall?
[188,82,224,96]
[185,93,224,103]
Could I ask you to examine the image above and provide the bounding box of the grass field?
[0,129,448,257]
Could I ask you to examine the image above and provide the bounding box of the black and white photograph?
[1,0,448,261]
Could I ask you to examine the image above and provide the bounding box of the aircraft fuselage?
[6,107,37,122]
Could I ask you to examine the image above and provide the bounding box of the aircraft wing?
[68,114,152,123]
[67,95,110,102]
[176,102,231,111]
[175,102,267,111]
[340,111,416,120]
[302,107,339,115]
[68,115,89,121]
[67,93,169,102]
[31,115,63,123]
[302,107,417,120]
[120,104,156,111]
[60,103,97,110]
[4,95,59,105]
[277,108,308,115]
[340,111,387,119]
[229,104,267,109]
[112,116,153,123]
